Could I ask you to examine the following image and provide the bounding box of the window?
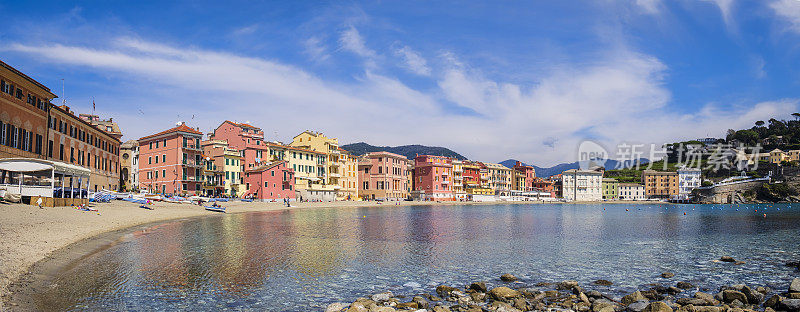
[162,169,166,177]
[162,154,166,163]
[149,142,153,149]
[271,171,275,177]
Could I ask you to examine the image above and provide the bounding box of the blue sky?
[1,0,800,166]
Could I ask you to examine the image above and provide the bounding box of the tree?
[756,120,765,127]
[793,113,800,121]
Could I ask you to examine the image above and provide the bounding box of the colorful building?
[49,105,121,192]
[513,161,536,191]
[358,151,411,201]
[337,149,359,200]
[531,177,555,197]
[138,123,203,195]
[243,161,295,201]
[412,155,454,201]
[120,140,139,191]
[289,130,341,199]
[561,169,602,201]
[484,162,513,195]
[79,114,123,140]
[642,170,678,199]
[285,145,333,201]
[202,139,245,197]
[209,120,267,170]
[0,60,55,161]
[451,159,466,200]
[601,178,619,200]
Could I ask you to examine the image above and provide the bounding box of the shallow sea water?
[32,203,800,311]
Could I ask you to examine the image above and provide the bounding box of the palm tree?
[792,113,800,121]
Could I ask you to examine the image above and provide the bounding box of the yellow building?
[484,162,513,195]
[451,160,466,200]
[337,149,359,200]
[289,131,341,201]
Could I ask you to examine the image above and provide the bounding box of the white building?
[677,167,701,200]
[618,183,646,201]
[561,169,602,201]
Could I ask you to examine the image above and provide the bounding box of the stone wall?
[691,180,766,204]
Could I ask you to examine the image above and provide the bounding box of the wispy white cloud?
[303,36,330,62]
[232,24,259,36]
[770,0,800,34]
[2,37,795,166]
[703,0,736,30]
[339,26,376,58]
[634,0,662,15]
[394,45,431,76]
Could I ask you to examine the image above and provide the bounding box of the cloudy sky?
[1,0,800,166]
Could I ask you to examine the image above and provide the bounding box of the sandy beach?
[0,198,666,310]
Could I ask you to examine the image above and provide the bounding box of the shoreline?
[0,199,671,310]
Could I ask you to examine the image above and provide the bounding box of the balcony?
[182,160,203,167]
[182,144,202,152]
[453,175,463,180]
[329,172,341,178]
[453,168,463,173]
[181,176,200,182]
[441,180,450,184]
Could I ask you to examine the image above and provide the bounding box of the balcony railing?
[182,160,203,167]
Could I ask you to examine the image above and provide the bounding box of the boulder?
[693,307,721,312]
[558,280,580,290]
[432,306,452,312]
[765,295,784,308]
[792,278,800,293]
[436,285,458,298]
[593,298,619,312]
[370,307,395,312]
[627,300,650,312]
[676,282,694,289]
[694,292,718,305]
[662,272,675,278]
[579,292,591,304]
[500,274,517,282]
[739,285,763,304]
[719,256,736,263]
[412,296,429,309]
[372,292,394,302]
[643,301,673,312]
[488,287,522,301]
[395,302,418,309]
[622,291,648,306]
[721,290,748,304]
[778,299,800,312]
[586,290,604,299]
[594,279,614,286]
[788,293,800,300]
[676,298,708,306]
[469,281,487,293]
[326,302,348,312]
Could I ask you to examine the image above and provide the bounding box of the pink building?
[209,120,268,170]
[358,151,411,201]
[514,161,536,191]
[243,161,295,201]
[412,155,454,201]
[138,123,204,195]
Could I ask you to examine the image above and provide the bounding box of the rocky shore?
[324,275,800,312]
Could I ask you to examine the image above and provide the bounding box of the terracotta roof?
[139,123,202,141]
[265,142,325,154]
[222,120,261,130]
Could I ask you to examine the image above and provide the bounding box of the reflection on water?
[34,204,800,311]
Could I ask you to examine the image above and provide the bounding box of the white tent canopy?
[0,158,90,177]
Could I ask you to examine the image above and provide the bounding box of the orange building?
[641,170,678,199]
[138,123,204,195]
[0,60,56,160]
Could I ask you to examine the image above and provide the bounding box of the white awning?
[0,158,91,177]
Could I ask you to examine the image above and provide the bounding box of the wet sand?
[0,198,663,310]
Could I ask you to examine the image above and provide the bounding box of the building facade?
[48,105,121,192]
[601,178,619,200]
[79,114,123,140]
[484,162,513,195]
[413,155,454,201]
[202,139,245,197]
[619,183,646,201]
[120,140,139,191]
[513,161,536,191]
[337,149,359,200]
[451,160,466,200]
[289,130,341,199]
[357,151,411,201]
[243,161,295,201]
[0,60,56,160]
[677,167,701,200]
[561,169,602,201]
[642,170,678,199]
[138,123,204,195]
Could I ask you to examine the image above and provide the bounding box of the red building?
[243,161,295,201]
[412,155,454,201]
[209,120,267,170]
[513,161,536,191]
[532,177,555,197]
[138,123,204,195]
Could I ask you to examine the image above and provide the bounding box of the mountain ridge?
[340,142,467,160]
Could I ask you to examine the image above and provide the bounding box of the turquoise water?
[33,203,800,311]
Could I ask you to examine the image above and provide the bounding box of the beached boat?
[204,206,226,213]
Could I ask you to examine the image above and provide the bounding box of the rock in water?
[643,302,673,312]
[488,287,522,301]
[676,282,694,289]
[791,278,800,293]
[500,274,517,282]
[594,279,614,286]
[779,299,800,312]
[436,285,458,298]
[622,291,648,305]
[470,281,487,292]
[661,272,675,278]
[325,302,348,312]
[628,301,650,312]
[558,280,580,290]
[719,256,736,263]
[721,290,748,304]
[412,296,429,309]
[371,291,393,302]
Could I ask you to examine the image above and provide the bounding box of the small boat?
[139,205,153,210]
[205,206,226,213]
[240,198,253,202]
